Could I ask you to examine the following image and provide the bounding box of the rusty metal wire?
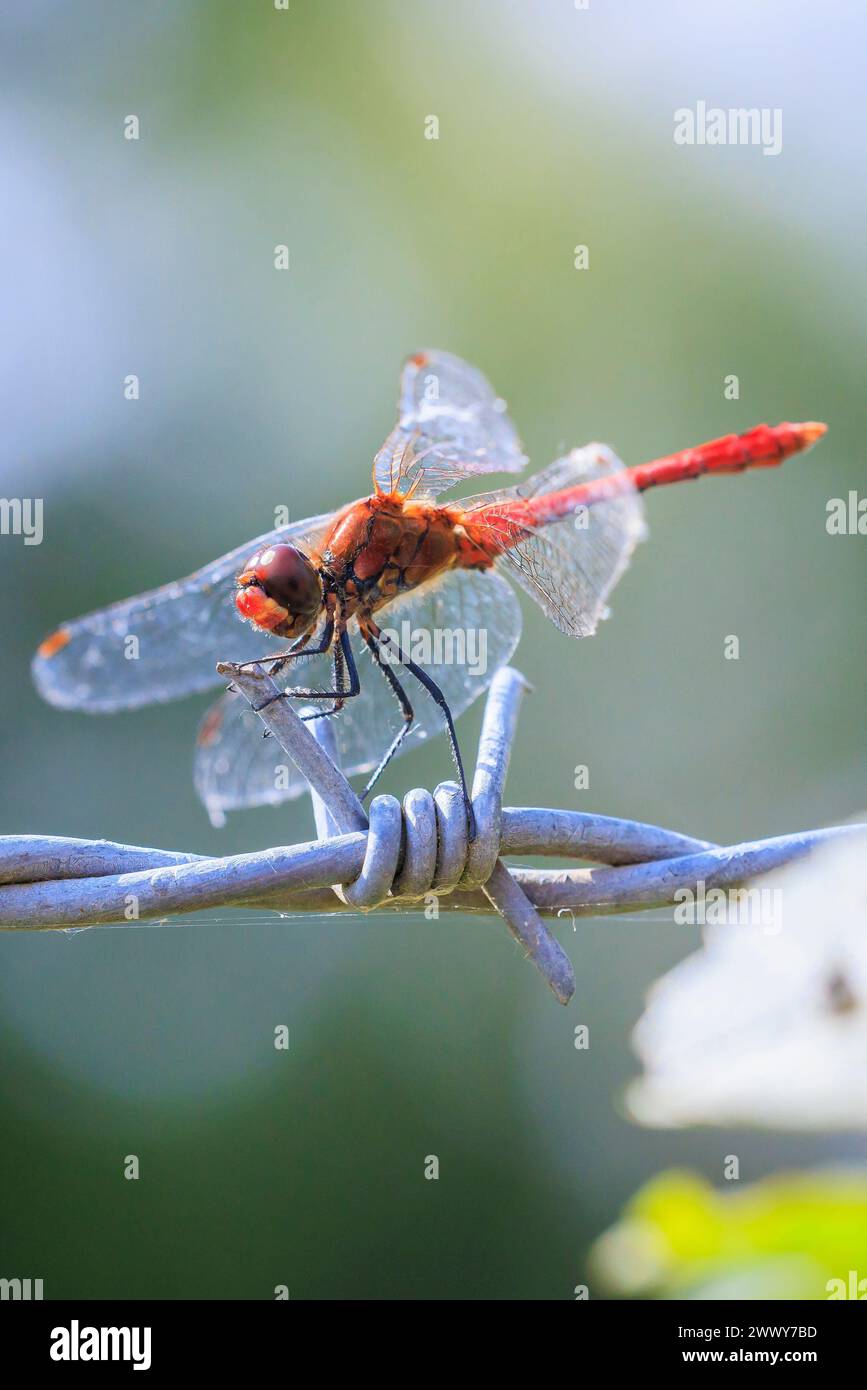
[1,665,861,1005]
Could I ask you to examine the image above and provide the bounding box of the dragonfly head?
[235,543,323,638]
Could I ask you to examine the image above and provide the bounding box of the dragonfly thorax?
[317,493,465,620]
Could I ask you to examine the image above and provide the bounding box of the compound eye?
[243,544,322,619]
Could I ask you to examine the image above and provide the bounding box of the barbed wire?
[1,665,861,1005]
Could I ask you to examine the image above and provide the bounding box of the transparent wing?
[372,350,527,500]
[193,565,522,821]
[463,445,647,639]
[32,513,335,712]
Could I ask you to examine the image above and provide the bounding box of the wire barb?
[1,664,863,1007]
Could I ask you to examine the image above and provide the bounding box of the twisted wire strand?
[1,665,862,1006]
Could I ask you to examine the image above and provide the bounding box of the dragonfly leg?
[298,634,351,720]
[367,622,476,841]
[299,706,342,724]
[267,643,347,735]
[235,620,334,678]
[252,627,359,712]
[358,628,415,801]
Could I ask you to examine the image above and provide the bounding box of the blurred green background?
[1,1,865,1298]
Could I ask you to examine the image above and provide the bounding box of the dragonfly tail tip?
[797,421,828,449]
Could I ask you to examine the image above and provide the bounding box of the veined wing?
[32,512,335,711]
[372,350,527,501]
[193,565,522,821]
[463,445,647,638]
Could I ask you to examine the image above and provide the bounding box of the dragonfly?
[33,350,826,834]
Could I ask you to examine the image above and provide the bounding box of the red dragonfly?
[33,351,826,832]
